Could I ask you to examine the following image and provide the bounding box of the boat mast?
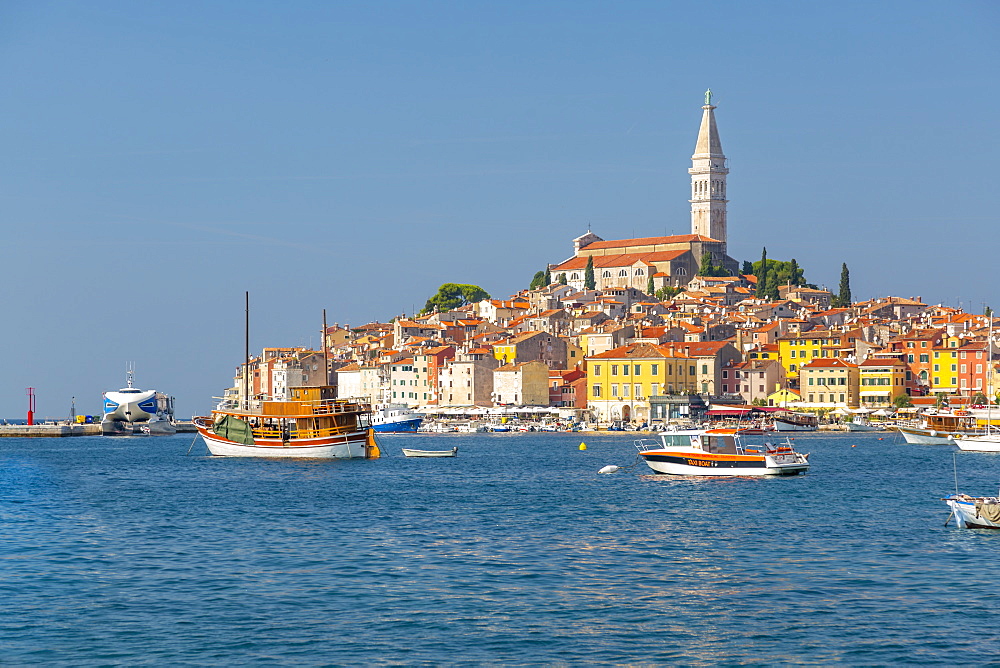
[244,291,250,411]
[322,309,330,391]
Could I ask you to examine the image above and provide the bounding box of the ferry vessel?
[635,428,809,476]
[193,398,380,458]
[102,368,176,436]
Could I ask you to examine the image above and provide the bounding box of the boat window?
[661,434,689,447]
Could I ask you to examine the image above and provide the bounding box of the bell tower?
[689,90,729,244]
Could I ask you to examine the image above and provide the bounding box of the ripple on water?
[2,433,1000,663]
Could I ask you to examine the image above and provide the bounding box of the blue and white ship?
[102,367,176,436]
[371,403,423,433]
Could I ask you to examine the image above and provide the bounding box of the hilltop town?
[226,93,996,425]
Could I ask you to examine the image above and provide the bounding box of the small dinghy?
[402,447,458,458]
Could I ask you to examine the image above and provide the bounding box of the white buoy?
[598,465,622,474]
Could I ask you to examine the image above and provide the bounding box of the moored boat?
[897,411,983,445]
[402,447,458,458]
[846,418,880,432]
[193,398,380,458]
[773,412,818,432]
[944,494,1000,529]
[371,403,424,433]
[102,367,176,436]
[635,428,809,476]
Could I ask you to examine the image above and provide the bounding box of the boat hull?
[196,425,373,458]
[954,434,1000,452]
[372,418,422,433]
[639,451,809,476]
[402,447,457,457]
[773,419,817,432]
[897,426,956,445]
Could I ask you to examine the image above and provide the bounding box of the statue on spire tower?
[704,89,713,106]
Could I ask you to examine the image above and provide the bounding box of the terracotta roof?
[581,234,720,250]
[551,250,687,272]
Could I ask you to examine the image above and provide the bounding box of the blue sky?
[1,1,997,418]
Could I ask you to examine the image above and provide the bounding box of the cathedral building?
[551,92,739,292]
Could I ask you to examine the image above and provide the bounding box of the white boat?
[955,433,1000,452]
[102,367,176,436]
[635,428,809,477]
[897,411,983,445]
[954,323,999,451]
[402,447,458,458]
[371,403,423,433]
[846,418,880,432]
[773,412,818,431]
[944,494,1000,529]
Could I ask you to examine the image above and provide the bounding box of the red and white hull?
[196,424,371,458]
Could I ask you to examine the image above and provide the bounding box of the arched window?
[675,267,687,276]
[619,269,628,277]
[602,270,612,278]
[571,273,579,280]
[635,268,644,276]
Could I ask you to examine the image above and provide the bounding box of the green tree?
[741,260,754,275]
[544,267,551,286]
[833,263,852,307]
[584,256,596,290]
[972,392,989,406]
[529,271,546,290]
[755,247,768,298]
[647,272,655,295]
[557,273,567,285]
[893,394,914,408]
[698,252,727,277]
[420,283,490,314]
[986,306,993,318]
[655,285,681,301]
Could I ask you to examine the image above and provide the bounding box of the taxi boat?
[635,428,809,476]
[193,398,380,459]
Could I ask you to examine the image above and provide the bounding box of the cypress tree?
[584,256,596,290]
[836,263,852,307]
[544,267,551,286]
[647,272,655,295]
[789,258,802,286]
[755,247,768,298]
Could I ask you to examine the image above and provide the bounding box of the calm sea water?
[2,431,999,665]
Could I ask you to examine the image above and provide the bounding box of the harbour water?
[2,432,999,664]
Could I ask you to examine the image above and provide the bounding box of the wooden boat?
[635,428,809,477]
[193,398,380,459]
[402,447,458,458]
[897,411,983,445]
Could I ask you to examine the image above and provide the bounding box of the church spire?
[689,91,729,244]
[693,90,724,157]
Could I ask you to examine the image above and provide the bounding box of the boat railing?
[634,438,660,452]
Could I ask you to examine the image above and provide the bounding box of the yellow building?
[587,344,696,423]
[858,358,909,406]
[776,329,860,381]
[798,359,860,409]
[930,348,960,394]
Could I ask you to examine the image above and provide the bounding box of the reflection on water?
[1,433,998,664]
